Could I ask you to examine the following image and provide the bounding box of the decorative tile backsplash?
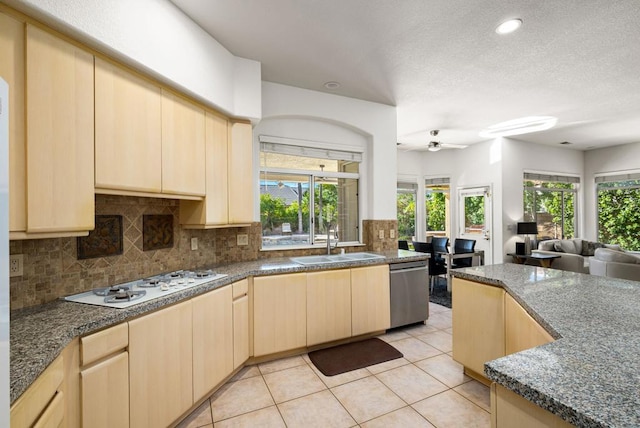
[9,193,395,310]
[9,195,260,310]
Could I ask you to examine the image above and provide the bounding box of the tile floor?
[177,302,491,428]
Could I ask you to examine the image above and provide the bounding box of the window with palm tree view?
[596,173,640,251]
[259,140,360,248]
[523,173,578,240]
[397,183,416,242]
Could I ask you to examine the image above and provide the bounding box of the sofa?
[589,248,640,281]
[532,239,621,273]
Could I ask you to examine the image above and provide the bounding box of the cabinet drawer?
[81,323,128,366]
[10,355,64,428]
[233,279,248,299]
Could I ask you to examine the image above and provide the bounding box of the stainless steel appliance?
[389,260,429,328]
[64,269,227,308]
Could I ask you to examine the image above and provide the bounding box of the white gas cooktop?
[64,270,227,308]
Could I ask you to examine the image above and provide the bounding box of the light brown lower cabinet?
[81,352,129,428]
[192,286,234,400]
[129,300,193,428]
[233,279,250,369]
[253,273,307,357]
[306,269,352,346]
[351,265,391,336]
[505,293,554,354]
[491,383,574,428]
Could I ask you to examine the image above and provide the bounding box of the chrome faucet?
[326,222,339,254]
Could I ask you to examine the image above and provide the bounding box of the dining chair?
[431,236,449,266]
[412,241,447,293]
[451,238,476,268]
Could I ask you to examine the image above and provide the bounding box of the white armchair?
[589,248,640,281]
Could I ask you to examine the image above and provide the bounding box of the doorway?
[458,186,493,265]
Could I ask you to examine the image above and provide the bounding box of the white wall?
[583,141,640,241]
[259,82,397,220]
[6,0,261,119]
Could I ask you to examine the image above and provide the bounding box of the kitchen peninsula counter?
[10,249,427,404]
[451,264,640,428]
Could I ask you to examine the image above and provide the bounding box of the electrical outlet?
[237,234,249,246]
[390,229,396,239]
[378,230,385,239]
[10,254,23,277]
[190,237,198,251]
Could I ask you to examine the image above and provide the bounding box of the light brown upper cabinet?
[181,118,254,227]
[24,24,95,234]
[161,89,206,196]
[95,57,162,193]
[0,12,26,234]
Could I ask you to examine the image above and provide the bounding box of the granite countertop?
[10,249,426,404]
[451,264,640,428]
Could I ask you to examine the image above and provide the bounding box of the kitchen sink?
[291,252,385,265]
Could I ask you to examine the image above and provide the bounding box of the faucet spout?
[326,223,339,254]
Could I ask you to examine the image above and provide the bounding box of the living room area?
[397,135,640,281]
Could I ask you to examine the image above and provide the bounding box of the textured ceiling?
[171,0,640,151]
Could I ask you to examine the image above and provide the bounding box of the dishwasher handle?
[389,266,428,275]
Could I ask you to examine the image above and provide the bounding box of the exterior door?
[458,186,493,265]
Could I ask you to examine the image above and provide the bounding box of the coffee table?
[507,253,561,268]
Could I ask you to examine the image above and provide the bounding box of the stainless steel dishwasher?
[389,260,429,328]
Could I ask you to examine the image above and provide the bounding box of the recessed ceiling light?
[323,81,340,90]
[479,116,557,138]
[495,18,522,35]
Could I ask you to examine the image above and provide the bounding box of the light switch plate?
[378,230,385,239]
[10,254,23,277]
[190,237,198,251]
[390,229,396,239]
[237,234,249,246]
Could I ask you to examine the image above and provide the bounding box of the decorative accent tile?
[142,214,174,251]
[77,215,123,260]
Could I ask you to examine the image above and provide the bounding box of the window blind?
[260,141,362,163]
[595,172,640,183]
[524,172,580,184]
[425,177,450,185]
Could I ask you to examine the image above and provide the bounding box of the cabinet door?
[161,89,206,196]
[233,279,250,369]
[192,286,233,401]
[452,278,505,377]
[25,25,94,233]
[505,294,554,355]
[307,269,352,346]
[129,300,193,428]
[0,12,26,232]
[95,57,162,192]
[228,121,254,223]
[351,265,390,336]
[253,273,306,356]
[81,352,129,428]
[180,112,229,226]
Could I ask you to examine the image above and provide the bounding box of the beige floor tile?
[210,376,275,421]
[258,355,307,374]
[429,302,449,314]
[307,360,372,388]
[375,364,448,404]
[454,380,491,411]
[403,323,439,337]
[175,400,212,428]
[366,356,411,375]
[215,406,285,428]
[416,330,453,353]
[228,365,261,382]
[412,390,490,428]
[415,353,470,388]
[278,390,356,428]
[377,329,412,343]
[361,406,435,428]
[263,364,326,403]
[425,312,452,330]
[331,376,405,423]
[390,337,442,362]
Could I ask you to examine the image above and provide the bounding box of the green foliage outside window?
[464,195,485,231]
[597,185,640,251]
[425,192,446,231]
[523,180,575,239]
[397,192,416,241]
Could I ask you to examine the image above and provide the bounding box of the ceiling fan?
[426,130,467,152]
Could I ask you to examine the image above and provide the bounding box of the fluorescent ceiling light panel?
[479,116,558,138]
